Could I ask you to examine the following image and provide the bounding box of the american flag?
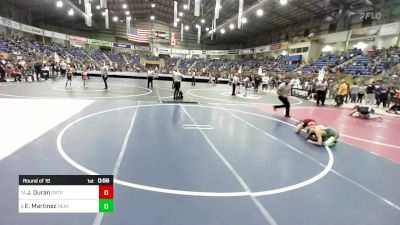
[127,27,150,43]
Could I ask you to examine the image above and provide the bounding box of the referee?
[173,69,183,99]
[147,67,154,89]
[273,77,291,118]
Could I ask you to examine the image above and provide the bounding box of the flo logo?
[360,12,382,20]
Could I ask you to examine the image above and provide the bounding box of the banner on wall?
[21,24,43,35]
[156,48,171,54]
[0,16,20,30]
[190,50,203,55]
[255,45,270,53]
[69,35,89,43]
[227,49,240,54]
[53,32,67,40]
[113,43,132,48]
[280,41,289,49]
[351,26,380,39]
[44,30,67,40]
[207,50,225,55]
[170,32,176,46]
[89,39,112,47]
[242,48,254,54]
[271,43,281,51]
[154,31,169,40]
[135,45,150,51]
[379,22,400,36]
[271,42,288,50]
[172,49,189,54]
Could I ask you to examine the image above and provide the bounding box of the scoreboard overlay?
[19,175,114,213]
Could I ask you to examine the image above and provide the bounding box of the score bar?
[19,175,114,213]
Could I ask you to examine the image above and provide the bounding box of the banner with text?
[21,24,43,35]
[44,30,67,40]
[69,35,89,44]
[0,16,20,30]
[90,39,112,47]
[113,43,132,49]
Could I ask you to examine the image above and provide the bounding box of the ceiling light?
[176,18,180,22]
[88,13,93,17]
[220,28,225,34]
[151,3,156,8]
[280,0,288,5]
[56,0,63,8]
[195,24,200,28]
[122,4,127,9]
[179,12,183,17]
[150,15,155,20]
[101,11,106,16]
[173,22,177,27]
[127,16,132,20]
[201,19,205,24]
[125,11,130,15]
[256,9,263,16]
[68,9,74,16]
[229,23,234,30]
[241,17,247,23]
[184,25,189,31]
[113,16,118,22]
[208,30,213,34]
[96,5,100,10]
[183,4,188,10]
[205,27,210,31]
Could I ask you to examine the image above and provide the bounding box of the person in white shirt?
[191,71,196,85]
[232,75,239,96]
[60,61,67,77]
[243,76,250,97]
[262,76,270,92]
[173,69,183,99]
[101,64,109,90]
[295,77,301,88]
[147,68,154,89]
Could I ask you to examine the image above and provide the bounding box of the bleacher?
[107,52,125,65]
[91,50,105,61]
[179,59,194,69]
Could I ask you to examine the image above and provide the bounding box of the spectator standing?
[387,83,396,106]
[336,81,348,107]
[60,60,67,77]
[349,82,360,103]
[34,60,43,81]
[0,60,6,82]
[65,64,73,88]
[365,82,376,105]
[377,84,388,108]
[357,84,366,103]
[82,64,88,88]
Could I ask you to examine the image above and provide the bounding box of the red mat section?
[254,105,400,164]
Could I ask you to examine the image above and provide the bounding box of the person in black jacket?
[0,60,6,82]
[34,60,43,81]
